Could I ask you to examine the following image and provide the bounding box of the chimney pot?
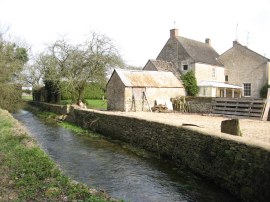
[233,40,238,47]
[205,38,211,46]
[170,29,178,38]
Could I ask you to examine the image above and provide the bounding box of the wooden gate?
[211,98,266,120]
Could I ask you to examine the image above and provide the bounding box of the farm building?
[107,69,185,111]
[152,28,242,97]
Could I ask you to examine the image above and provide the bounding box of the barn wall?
[124,87,185,112]
[107,73,125,111]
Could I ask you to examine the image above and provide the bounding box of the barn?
[107,69,185,111]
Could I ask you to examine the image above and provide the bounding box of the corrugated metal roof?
[114,69,183,88]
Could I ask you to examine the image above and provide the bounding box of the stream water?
[13,110,238,202]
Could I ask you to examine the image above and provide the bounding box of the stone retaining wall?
[186,97,213,114]
[29,101,69,115]
[172,97,213,114]
[34,102,270,202]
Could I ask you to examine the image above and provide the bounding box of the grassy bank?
[0,108,113,201]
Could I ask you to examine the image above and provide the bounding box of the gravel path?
[101,110,270,146]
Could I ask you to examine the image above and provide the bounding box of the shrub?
[180,70,199,96]
[260,83,270,98]
[0,84,22,112]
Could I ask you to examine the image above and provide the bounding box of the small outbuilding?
[107,69,185,111]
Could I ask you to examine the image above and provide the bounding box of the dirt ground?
[100,110,270,147]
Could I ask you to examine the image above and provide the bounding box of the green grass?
[86,99,107,110]
[22,95,33,101]
[0,108,112,201]
[60,99,107,110]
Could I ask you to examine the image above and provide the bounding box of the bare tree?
[64,32,124,102]
[39,32,124,103]
[20,55,45,88]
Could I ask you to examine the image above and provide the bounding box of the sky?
[0,0,269,67]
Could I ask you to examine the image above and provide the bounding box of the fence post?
[262,88,270,121]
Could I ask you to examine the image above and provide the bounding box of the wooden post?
[262,88,270,121]
[143,91,152,112]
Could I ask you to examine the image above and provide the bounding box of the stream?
[13,110,238,202]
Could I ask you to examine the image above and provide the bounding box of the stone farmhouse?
[219,41,270,98]
[107,69,185,111]
[144,29,242,98]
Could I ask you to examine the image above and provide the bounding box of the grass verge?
[0,108,114,201]
[60,99,107,110]
[86,99,107,110]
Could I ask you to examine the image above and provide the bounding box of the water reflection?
[13,110,238,202]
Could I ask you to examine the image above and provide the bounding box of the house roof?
[176,36,223,66]
[198,80,242,89]
[220,41,270,62]
[112,69,183,88]
[147,59,181,78]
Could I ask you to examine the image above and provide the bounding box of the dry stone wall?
[186,97,213,113]
[33,102,270,202]
[29,101,69,115]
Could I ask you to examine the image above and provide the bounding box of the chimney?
[170,29,179,38]
[233,40,238,47]
[205,38,211,46]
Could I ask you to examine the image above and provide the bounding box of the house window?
[243,83,251,96]
[183,64,188,71]
[212,68,216,78]
[225,75,228,82]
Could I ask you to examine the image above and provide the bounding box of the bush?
[180,70,199,96]
[260,83,270,98]
[61,82,106,100]
[0,84,22,112]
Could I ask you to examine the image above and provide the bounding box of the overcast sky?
[0,0,269,67]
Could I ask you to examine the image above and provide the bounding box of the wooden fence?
[211,98,266,119]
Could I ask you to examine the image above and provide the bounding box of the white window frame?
[243,83,251,97]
